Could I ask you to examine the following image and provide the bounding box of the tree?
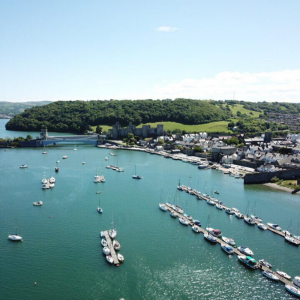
[158,139,164,145]
[26,135,32,141]
[194,146,203,153]
[96,126,102,134]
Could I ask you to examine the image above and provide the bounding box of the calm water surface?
[1,122,300,299]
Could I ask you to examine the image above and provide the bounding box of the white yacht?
[259,259,272,269]
[216,204,223,210]
[192,225,200,233]
[42,183,49,189]
[262,271,279,281]
[33,201,43,206]
[113,240,121,251]
[109,228,117,239]
[49,182,55,188]
[102,247,111,255]
[170,211,177,218]
[293,277,300,288]
[20,164,28,168]
[276,271,291,280]
[101,239,108,247]
[225,208,234,215]
[285,284,300,298]
[49,176,56,184]
[117,253,124,263]
[206,228,222,237]
[221,243,234,254]
[42,178,48,184]
[238,246,254,256]
[207,200,216,205]
[204,233,217,243]
[244,216,256,225]
[159,203,168,211]
[222,236,235,247]
[8,234,23,241]
[106,255,114,264]
[62,155,68,159]
[285,235,300,246]
[235,212,244,219]
[179,218,189,226]
[257,223,267,230]
[267,223,281,231]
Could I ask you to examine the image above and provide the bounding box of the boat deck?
[103,230,119,265]
[165,204,298,288]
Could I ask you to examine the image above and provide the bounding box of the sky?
[0,0,300,102]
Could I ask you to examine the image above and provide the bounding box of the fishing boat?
[221,243,234,254]
[101,238,108,247]
[262,271,279,281]
[117,253,124,263]
[238,255,258,269]
[106,255,114,264]
[159,203,168,211]
[222,236,236,247]
[33,201,43,206]
[20,164,28,168]
[113,240,121,251]
[259,259,273,268]
[276,271,291,280]
[179,218,189,226]
[132,165,143,179]
[206,228,222,237]
[237,246,254,256]
[102,247,111,255]
[285,284,300,298]
[267,223,282,231]
[257,223,267,230]
[192,225,200,233]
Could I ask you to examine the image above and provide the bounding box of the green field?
[92,121,233,133]
[224,104,261,118]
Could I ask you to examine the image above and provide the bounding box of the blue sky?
[1,0,300,102]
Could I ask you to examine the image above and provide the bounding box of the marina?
[102,230,120,266]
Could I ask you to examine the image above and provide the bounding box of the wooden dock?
[103,230,119,266]
[165,203,298,289]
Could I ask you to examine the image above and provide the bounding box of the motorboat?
[132,175,143,179]
[244,216,256,225]
[20,164,28,168]
[204,233,217,243]
[109,153,116,156]
[159,203,168,211]
[276,271,291,280]
[62,156,68,159]
[192,225,200,233]
[293,276,300,288]
[222,236,236,247]
[33,201,43,206]
[101,238,108,247]
[285,284,300,298]
[179,218,189,226]
[42,151,47,154]
[221,243,234,254]
[238,246,254,256]
[82,162,85,165]
[183,214,193,221]
[100,231,105,238]
[235,212,244,219]
[170,211,177,218]
[216,204,223,210]
[262,271,279,281]
[42,183,49,189]
[238,255,258,269]
[109,228,117,239]
[193,220,201,226]
[198,164,208,169]
[267,223,282,231]
[116,168,124,172]
[207,200,216,205]
[251,215,262,223]
[102,247,111,255]
[117,253,124,263]
[8,234,23,241]
[105,157,108,161]
[49,182,55,188]
[175,205,184,214]
[113,240,121,251]
[206,228,222,237]
[259,259,273,269]
[97,207,103,213]
[283,230,291,236]
[257,223,267,230]
[49,177,56,184]
[225,208,234,215]
[106,255,114,264]
[42,178,48,184]
[285,235,300,246]
[214,190,219,194]
[232,208,239,214]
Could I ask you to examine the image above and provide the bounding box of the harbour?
[1,136,300,299]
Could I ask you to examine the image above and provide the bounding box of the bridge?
[40,129,102,146]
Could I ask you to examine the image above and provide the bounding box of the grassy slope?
[227,104,261,118]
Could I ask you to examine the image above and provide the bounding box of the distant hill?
[0,101,52,118]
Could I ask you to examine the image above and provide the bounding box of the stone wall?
[244,169,300,184]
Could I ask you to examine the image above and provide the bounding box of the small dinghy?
[238,246,254,256]
[117,253,124,263]
[259,259,273,269]
[106,255,114,264]
[221,243,234,254]
[262,271,279,281]
[113,240,121,251]
[101,238,108,247]
[103,247,111,255]
[179,218,189,226]
[276,270,291,280]
[192,225,200,233]
[222,236,236,247]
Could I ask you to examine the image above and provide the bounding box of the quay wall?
[244,169,300,184]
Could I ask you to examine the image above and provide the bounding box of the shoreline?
[263,183,296,193]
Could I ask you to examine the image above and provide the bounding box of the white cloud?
[157,26,178,32]
[151,70,300,102]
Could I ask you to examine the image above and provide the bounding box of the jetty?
[164,204,298,289]
[103,230,119,266]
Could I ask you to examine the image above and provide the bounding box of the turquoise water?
[1,128,300,299]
